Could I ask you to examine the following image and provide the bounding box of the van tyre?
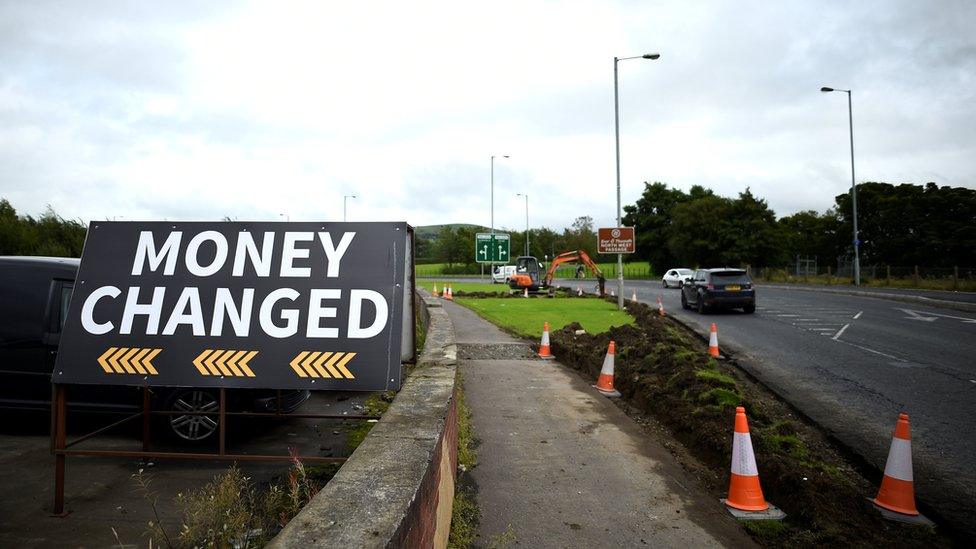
[163,389,220,443]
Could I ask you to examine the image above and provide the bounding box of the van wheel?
[164,389,220,443]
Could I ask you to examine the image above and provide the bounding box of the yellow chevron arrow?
[289,351,309,378]
[214,350,233,376]
[335,352,356,379]
[142,349,160,375]
[193,350,212,375]
[238,350,257,377]
[204,349,223,375]
[97,347,117,373]
[311,352,335,378]
[122,347,143,374]
[301,351,322,378]
[108,347,127,373]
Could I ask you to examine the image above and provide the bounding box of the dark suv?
[0,256,310,442]
[680,268,756,314]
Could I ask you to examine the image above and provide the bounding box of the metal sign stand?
[50,384,379,516]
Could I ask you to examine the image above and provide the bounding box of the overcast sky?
[2,0,974,232]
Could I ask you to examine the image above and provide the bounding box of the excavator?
[508,250,607,296]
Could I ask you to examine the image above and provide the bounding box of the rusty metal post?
[142,387,151,454]
[219,388,227,456]
[52,385,67,516]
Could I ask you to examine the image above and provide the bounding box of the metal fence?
[757,263,976,291]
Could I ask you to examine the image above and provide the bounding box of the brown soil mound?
[550,300,952,547]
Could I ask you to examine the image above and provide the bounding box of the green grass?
[424,281,513,294]
[455,297,634,338]
[694,368,737,387]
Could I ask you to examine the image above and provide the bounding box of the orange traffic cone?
[724,407,782,518]
[445,285,453,300]
[432,284,439,297]
[523,287,529,298]
[631,290,638,303]
[577,286,583,297]
[594,341,621,397]
[538,322,554,359]
[873,413,920,516]
[709,323,720,358]
[658,296,666,317]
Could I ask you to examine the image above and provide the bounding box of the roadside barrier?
[657,296,666,317]
[709,323,720,358]
[723,406,785,519]
[873,413,925,519]
[594,341,621,397]
[538,322,554,359]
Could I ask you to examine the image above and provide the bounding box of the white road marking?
[810,328,838,331]
[853,311,863,319]
[832,323,850,340]
[837,340,904,361]
[896,308,976,324]
[777,314,801,317]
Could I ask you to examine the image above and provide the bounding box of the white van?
[491,265,517,284]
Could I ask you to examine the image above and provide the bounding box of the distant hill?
[414,223,486,239]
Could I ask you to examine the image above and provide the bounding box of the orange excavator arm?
[545,250,606,295]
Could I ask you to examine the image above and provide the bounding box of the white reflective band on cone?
[883,437,913,482]
[600,354,614,376]
[709,331,718,347]
[541,331,550,346]
[731,432,759,476]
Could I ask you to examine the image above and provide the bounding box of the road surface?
[549,277,976,537]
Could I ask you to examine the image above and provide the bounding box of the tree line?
[622,181,975,272]
[0,198,87,257]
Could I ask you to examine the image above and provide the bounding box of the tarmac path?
[441,299,754,548]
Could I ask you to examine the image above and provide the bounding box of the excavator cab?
[509,255,545,291]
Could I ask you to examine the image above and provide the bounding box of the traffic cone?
[724,406,772,512]
[611,289,616,297]
[631,290,638,303]
[593,341,621,397]
[523,287,529,298]
[432,284,439,297]
[658,296,666,317]
[872,413,920,516]
[577,286,583,297]
[538,322,554,359]
[445,286,453,300]
[709,323,720,358]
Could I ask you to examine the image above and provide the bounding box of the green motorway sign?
[475,233,510,263]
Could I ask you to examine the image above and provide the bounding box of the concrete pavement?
[442,300,753,548]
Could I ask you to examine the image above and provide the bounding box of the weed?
[345,392,395,452]
[743,519,790,541]
[449,375,480,548]
[694,368,737,387]
[697,387,742,408]
[486,524,517,548]
[448,491,479,549]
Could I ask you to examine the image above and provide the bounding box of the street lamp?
[614,52,660,309]
[343,194,357,222]
[490,155,509,236]
[516,193,529,256]
[820,86,860,286]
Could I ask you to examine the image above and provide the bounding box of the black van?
[0,256,310,442]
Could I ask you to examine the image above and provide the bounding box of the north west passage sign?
[54,222,412,391]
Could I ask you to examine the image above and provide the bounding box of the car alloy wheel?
[168,389,220,442]
[662,280,668,288]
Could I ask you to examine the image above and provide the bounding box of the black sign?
[54,222,411,391]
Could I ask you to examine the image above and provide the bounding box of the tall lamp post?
[490,155,509,236]
[820,86,860,286]
[343,194,356,222]
[516,193,529,255]
[614,52,660,309]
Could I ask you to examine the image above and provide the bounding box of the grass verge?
[455,296,634,338]
[449,374,480,549]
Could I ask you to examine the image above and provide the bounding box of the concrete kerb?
[268,290,459,549]
[760,284,976,313]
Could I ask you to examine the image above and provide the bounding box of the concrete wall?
[268,294,458,549]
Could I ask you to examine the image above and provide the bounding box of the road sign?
[54,221,412,391]
[475,233,511,263]
[597,227,636,254]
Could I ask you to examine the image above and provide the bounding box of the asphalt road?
[548,277,975,537]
